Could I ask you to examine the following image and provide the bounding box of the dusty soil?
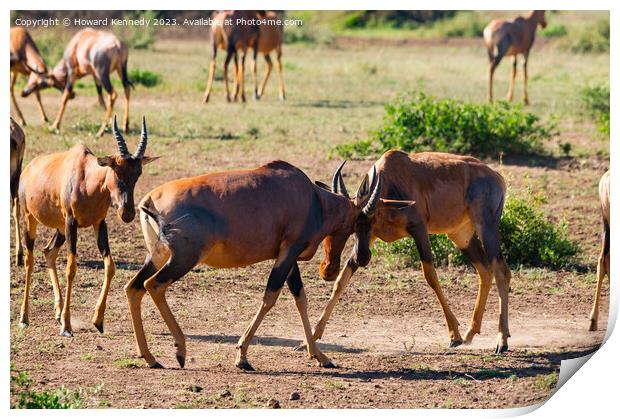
[9,242,608,408]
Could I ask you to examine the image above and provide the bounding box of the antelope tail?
[140,201,191,246]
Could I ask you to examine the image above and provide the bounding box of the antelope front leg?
[12,197,24,266]
[287,263,335,368]
[92,221,114,333]
[522,55,530,105]
[60,216,78,337]
[34,90,49,122]
[19,215,38,327]
[50,87,73,132]
[313,259,357,342]
[97,90,117,137]
[43,230,66,323]
[10,72,26,126]
[507,56,517,101]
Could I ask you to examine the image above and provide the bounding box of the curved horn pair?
[331,160,349,198]
[362,166,382,216]
[113,115,148,159]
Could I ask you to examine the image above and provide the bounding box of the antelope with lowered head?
[124,160,402,370]
[311,151,512,354]
[11,118,26,266]
[10,27,50,126]
[18,116,157,336]
[589,170,610,331]
[252,11,286,101]
[203,10,261,103]
[483,10,546,104]
[22,28,133,137]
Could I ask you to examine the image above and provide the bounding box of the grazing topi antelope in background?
[22,28,133,137]
[203,11,261,103]
[589,170,610,331]
[483,10,546,105]
[124,160,401,370]
[252,11,286,101]
[18,116,157,336]
[10,27,50,126]
[311,151,512,354]
[10,117,26,266]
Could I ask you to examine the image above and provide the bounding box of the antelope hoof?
[60,329,74,337]
[149,361,164,369]
[494,345,508,354]
[463,329,478,344]
[235,360,255,371]
[279,95,286,102]
[15,253,24,267]
[588,319,598,332]
[94,322,104,334]
[176,354,186,368]
[18,320,29,329]
[253,92,259,101]
[449,338,463,348]
[321,360,337,369]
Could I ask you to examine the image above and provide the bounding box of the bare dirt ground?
[9,237,608,408]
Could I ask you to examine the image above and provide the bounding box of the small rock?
[96,345,103,350]
[290,392,300,401]
[219,389,232,398]
[189,384,202,393]
[267,398,281,409]
[374,384,381,388]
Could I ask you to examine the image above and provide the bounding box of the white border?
[3,1,616,417]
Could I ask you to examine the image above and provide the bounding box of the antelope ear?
[140,156,160,166]
[380,199,415,210]
[97,156,115,167]
[315,181,332,191]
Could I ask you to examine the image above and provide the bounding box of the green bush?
[128,69,162,87]
[541,24,567,38]
[563,19,609,53]
[11,367,82,409]
[426,11,486,38]
[120,11,157,49]
[375,192,580,270]
[581,85,610,136]
[334,92,554,159]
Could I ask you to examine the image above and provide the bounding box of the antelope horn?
[113,115,130,158]
[134,115,148,159]
[331,160,349,198]
[362,167,382,216]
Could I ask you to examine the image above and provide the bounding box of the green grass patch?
[562,18,609,53]
[112,358,141,369]
[376,190,580,270]
[11,366,82,409]
[334,91,554,159]
[128,69,162,88]
[534,372,559,391]
[541,24,568,38]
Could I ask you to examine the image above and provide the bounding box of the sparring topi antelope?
[10,27,50,125]
[124,160,408,370]
[10,117,26,266]
[22,28,133,137]
[311,151,512,354]
[18,116,157,336]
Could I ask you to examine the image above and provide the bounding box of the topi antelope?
[589,170,610,331]
[483,10,546,105]
[22,28,133,137]
[10,117,26,266]
[203,10,261,103]
[311,151,512,354]
[124,160,402,370]
[10,27,50,126]
[252,11,286,101]
[18,116,157,336]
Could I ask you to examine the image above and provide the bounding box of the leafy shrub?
[334,92,554,159]
[11,367,82,409]
[119,10,157,50]
[376,192,580,270]
[563,19,609,53]
[128,69,161,87]
[425,11,486,38]
[581,85,610,136]
[541,24,567,38]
